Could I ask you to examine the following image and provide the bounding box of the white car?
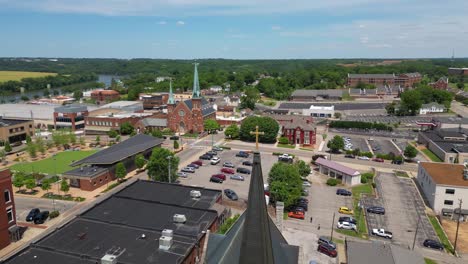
[210,157,221,165]
[302,181,312,187]
[372,228,393,239]
[279,154,293,159]
[177,172,188,178]
[337,221,357,230]
[357,156,370,160]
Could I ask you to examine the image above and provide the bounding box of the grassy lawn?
[422,149,443,162]
[0,71,56,82]
[10,150,97,174]
[428,215,454,254]
[277,143,295,149]
[424,258,438,264]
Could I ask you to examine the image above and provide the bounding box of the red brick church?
[167,63,216,133]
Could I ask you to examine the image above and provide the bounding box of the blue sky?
[1,0,467,59]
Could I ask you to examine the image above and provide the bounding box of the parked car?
[177,172,188,178]
[210,157,221,165]
[318,236,337,249]
[302,188,309,196]
[210,176,224,183]
[337,221,357,230]
[372,158,384,163]
[392,160,403,165]
[223,161,235,168]
[344,154,355,159]
[298,197,309,204]
[336,189,352,196]
[199,154,212,160]
[26,208,40,222]
[181,167,195,173]
[191,160,203,166]
[169,135,179,140]
[187,163,199,169]
[372,228,393,239]
[357,156,370,160]
[423,239,444,250]
[34,211,50,224]
[236,167,251,174]
[338,216,357,225]
[230,174,245,181]
[212,146,223,152]
[221,168,235,174]
[291,207,306,213]
[278,156,294,163]
[242,160,253,166]
[224,189,238,200]
[235,151,249,158]
[206,150,218,156]
[212,174,226,180]
[295,202,308,211]
[338,206,354,215]
[302,181,312,187]
[317,244,337,258]
[288,211,305,220]
[367,206,385,215]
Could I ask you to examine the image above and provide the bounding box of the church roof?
[183,98,216,117]
[205,152,299,264]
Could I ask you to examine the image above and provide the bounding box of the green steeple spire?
[192,62,201,98]
[168,79,175,104]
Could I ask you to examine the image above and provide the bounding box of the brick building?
[141,93,169,110]
[167,64,216,133]
[0,169,17,250]
[63,134,163,191]
[0,118,34,145]
[53,104,89,131]
[429,77,449,90]
[271,114,317,146]
[84,107,153,134]
[347,73,421,88]
[448,67,468,77]
[90,90,120,105]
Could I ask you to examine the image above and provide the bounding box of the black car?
[338,216,357,225]
[298,197,309,204]
[236,167,251,174]
[34,211,49,224]
[169,136,180,140]
[336,189,352,196]
[26,208,40,222]
[392,160,403,165]
[187,163,199,169]
[291,207,305,213]
[224,189,238,201]
[367,206,385,215]
[235,151,249,158]
[199,154,212,160]
[206,151,217,156]
[344,154,355,159]
[210,176,224,183]
[296,202,308,211]
[242,160,253,166]
[423,239,444,250]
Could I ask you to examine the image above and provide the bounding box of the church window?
[179,110,185,117]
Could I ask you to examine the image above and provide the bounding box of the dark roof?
[205,152,299,264]
[54,104,88,113]
[279,102,386,111]
[291,89,343,98]
[116,180,221,210]
[0,118,31,127]
[182,97,216,116]
[63,166,108,179]
[141,118,167,127]
[348,73,395,79]
[434,116,468,124]
[5,247,97,264]
[419,130,468,154]
[347,240,424,264]
[71,134,163,166]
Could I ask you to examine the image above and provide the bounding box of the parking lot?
[361,172,438,248]
[368,139,400,155]
[346,137,370,153]
[15,196,77,223]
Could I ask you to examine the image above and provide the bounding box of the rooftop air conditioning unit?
[463,168,468,181]
[162,229,173,238]
[173,214,187,224]
[101,254,118,264]
[159,236,173,250]
[190,190,201,199]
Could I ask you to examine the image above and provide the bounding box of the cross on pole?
[250,125,265,151]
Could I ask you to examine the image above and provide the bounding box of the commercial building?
[63,134,163,191]
[85,110,153,134]
[302,105,335,118]
[417,128,468,164]
[417,162,468,219]
[4,179,225,264]
[419,102,445,115]
[315,158,361,186]
[0,118,34,144]
[429,77,449,90]
[138,117,168,132]
[90,90,120,105]
[448,68,468,80]
[53,104,89,131]
[347,73,421,88]
[141,93,169,110]
[0,169,17,250]
[290,89,343,101]
[432,117,468,129]
[346,240,424,264]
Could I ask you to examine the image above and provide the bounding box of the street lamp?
[166,156,173,184]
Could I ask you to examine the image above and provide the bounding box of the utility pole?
[330,212,336,240]
[167,156,172,184]
[454,199,463,253]
[412,216,421,250]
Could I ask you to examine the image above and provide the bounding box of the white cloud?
[359,24,365,28]
[176,20,185,25]
[158,20,167,25]
[360,36,369,44]
[367,43,392,48]
[271,26,282,31]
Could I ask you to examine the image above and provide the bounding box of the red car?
[212,173,226,180]
[318,244,337,258]
[192,160,203,166]
[372,158,384,163]
[221,168,235,174]
[288,211,305,220]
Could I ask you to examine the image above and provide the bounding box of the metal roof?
[291,89,343,98]
[141,118,167,127]
[54,104,88,113]
[348,73,395,79]
[316,158,360,176]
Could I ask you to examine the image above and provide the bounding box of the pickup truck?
[372,228,393,239]
[278,154,294,163]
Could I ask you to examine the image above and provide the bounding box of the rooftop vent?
[190,190,201,199]
[173,214,187,224]
[463,168,468,181]
[101,254,117,264]
[159,236,173,251]
[162,229,173,237]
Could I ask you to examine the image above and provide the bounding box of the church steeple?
[168,79,175,105]
[192,62,201,98]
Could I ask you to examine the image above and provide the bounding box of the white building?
[315,158,361,185]
[302,105,335,118]
[419,102,445,115]
[417,162,468,220]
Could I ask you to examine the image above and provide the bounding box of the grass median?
[336,183,372,239]
[421,149,443,162]
[428,215,454,254]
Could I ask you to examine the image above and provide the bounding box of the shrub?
[372,182,377,188]
[278,137,289,145]
[327,178,340,186]
[49,210,60,219]
[360,152,373,158]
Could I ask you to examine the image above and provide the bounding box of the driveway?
[14,196,77,223]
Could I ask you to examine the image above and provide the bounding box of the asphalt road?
[14,196,77,223]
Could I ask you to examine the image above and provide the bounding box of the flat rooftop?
[279,102,386,111]
[0,118,31,127]
[63,166,108,179]
[420,162,468,187]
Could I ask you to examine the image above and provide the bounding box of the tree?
[73,91,83,100]
[239,116,279,143]
[147,148,179,183]
[327,135,344,153]
[240,88,260,109]
[69,132,77,145]
[4,141,12,152]
[457,82,464,89]
[13,173,25,191]
[204,119,220,133]
[116,135,121,142]
[295,160,311,178]
[0,149,5,160]
[115,162,127,182]
[404,145,418,159]
[79,137,86,146]
[27,143,37,158]
[385,102,396,115]
[224,124,240,139]
[268,162,302,208]
[173,140,179,150]
[41,179,51,193]
[108,130,118,138]
[95,135,101,145]
[26,135,32,144]
[399,89,422,116]
[21,95,29,101]
[135,154,146,170]
[334,112,342,119]
[25,178,36,192]
[151,130,163,138]
[120,122,135,135]
[37,139,46,155]
[60,179,70,194]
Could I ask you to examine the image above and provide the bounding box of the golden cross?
[249,125,265,150]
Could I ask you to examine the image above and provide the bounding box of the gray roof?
[0,117,31,127]
[71,134,163,166]
[348,73,395,79]
[316,158,360,176]
[419,130,468,154]
[279,102,386,111]
[141,118,167,127]
[421,102,445,109]
[63,166,108,179]
[347,240,425,264]
[182,98,216,117]
[291,89,343,98]
[434,117,468,124]
[54,104,88,113]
